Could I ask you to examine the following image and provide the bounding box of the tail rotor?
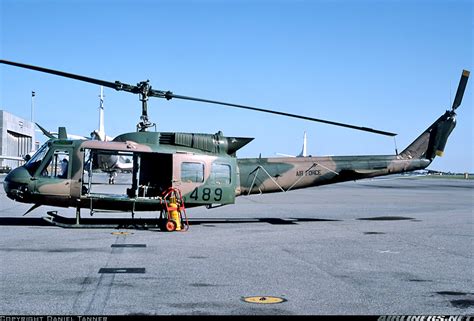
[401,69,470,160]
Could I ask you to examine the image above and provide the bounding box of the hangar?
[0,110,35,171]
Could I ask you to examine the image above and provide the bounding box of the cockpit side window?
[40,150,70,179]
[24,143,50,176]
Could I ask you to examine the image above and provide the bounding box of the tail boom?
[237,155,430,195]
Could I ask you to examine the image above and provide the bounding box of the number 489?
[189,187,223,202]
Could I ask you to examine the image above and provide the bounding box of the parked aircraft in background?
[277,131,308,157]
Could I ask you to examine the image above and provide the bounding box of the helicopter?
[1,60,469,231]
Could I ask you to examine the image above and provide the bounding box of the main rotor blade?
[167,93,397,137]
[0,59,137,93]
[452,69,470,111]
[1,59,397,136]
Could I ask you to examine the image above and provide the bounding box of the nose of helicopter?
[3,166,32,201]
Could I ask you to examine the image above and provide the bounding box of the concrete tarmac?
[0,174,473,315]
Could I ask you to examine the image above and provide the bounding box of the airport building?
[0,110,36,171]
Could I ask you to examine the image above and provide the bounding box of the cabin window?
[41,150,70,179]
[181,162,204,183]
[211,163,231,184]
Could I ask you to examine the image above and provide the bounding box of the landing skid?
[43,211,164,229]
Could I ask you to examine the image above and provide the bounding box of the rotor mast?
[136,80,155,132]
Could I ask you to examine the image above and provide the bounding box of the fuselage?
[3,130,431,214]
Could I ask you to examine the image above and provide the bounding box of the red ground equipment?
[160,187,189,232]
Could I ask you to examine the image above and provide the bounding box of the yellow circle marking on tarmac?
[242,296,286,304]
[111,232,132,235]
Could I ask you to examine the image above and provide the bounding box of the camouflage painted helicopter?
[1,60,469,230]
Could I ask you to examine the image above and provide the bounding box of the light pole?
[31,91,35,122]
[31,91,36,151]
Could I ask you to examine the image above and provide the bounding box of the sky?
[1,0,472,173]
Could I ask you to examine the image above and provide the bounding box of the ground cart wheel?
[164,220,177,232]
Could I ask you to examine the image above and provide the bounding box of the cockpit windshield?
[24,143,50,175]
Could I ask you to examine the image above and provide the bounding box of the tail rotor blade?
[452,70,470,111]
